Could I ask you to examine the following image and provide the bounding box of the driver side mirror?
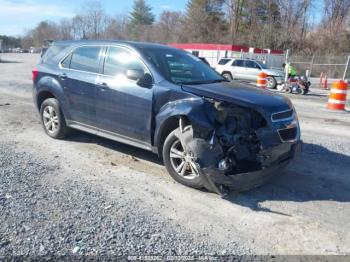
[126,69,153,87]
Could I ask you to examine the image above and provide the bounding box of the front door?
[96,46,153,144]
[244,60,261,81]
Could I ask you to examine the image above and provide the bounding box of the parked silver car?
[216,58,284,89]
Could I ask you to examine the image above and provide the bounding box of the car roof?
[53,40,176,52]
[219,58,260,62]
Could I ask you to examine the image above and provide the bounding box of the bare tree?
[104,16,129,40]
[83,0,109,39]
[59,19,73,40]
[72,15,88,39]
[154,11,185,43]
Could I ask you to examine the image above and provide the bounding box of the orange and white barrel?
[327,80,348,111]
[257,72,267,89]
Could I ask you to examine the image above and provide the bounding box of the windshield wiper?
[207,79,230,83]
[176,80,206,85]
[177,79,229,85]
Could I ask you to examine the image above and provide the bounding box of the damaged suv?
[33,41,302,195]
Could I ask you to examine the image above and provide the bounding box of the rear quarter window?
[218,59,231,65]
[41,45,67,65]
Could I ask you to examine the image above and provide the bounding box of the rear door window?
[70,46,102,73]
[232,59,244,67]
[244,60,259,69]
[103,46,146,77]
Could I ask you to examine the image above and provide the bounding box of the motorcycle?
[283,76,311,95]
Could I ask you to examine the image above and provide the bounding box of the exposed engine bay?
[178,101,267,175]
[213,102,266,173]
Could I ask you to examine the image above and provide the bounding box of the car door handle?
[59,73,67,80]
[97,82,109,90]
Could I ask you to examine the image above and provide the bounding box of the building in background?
[168,43,285,69]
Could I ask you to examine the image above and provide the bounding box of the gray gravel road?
[0,143,248,257]
[1,53,350,257]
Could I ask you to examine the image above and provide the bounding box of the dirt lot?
[1,53,350,257]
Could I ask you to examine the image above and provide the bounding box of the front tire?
[266,76,277,89]
[40,98,70,139]
[162,128,204,189]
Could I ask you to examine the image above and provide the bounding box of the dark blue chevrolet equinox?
[33,40,302,195]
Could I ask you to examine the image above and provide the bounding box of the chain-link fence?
[289,54,350,79]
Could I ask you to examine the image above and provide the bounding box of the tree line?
[3,0,350,55]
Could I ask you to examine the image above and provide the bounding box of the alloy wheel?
[169,139,199,180]
[42,106,59,134]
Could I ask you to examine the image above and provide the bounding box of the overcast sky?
[0,0,323,37]
[0,0,187,36]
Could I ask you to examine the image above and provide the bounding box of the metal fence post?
[343,55,350,80]
[284,49,289,83]
[309,55,315,77]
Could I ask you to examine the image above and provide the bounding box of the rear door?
[59,46,103,126]
[95,46,153,144]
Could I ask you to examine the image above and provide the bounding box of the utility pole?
[343,55,350,80]
[284,49,290,83]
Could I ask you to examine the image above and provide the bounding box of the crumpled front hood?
[182,80,291,115]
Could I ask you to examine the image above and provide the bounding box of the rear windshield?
[41,44,68,65]
[218,58,231,65]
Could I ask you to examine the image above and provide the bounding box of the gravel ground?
[1,53,350,257]
[0,143,248,257]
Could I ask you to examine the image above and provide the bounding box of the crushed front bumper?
[199,140,303,195]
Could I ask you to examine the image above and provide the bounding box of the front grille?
[278,127,297,141]
[272,109,293,121]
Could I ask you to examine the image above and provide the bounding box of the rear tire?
[162,128,204,189]
[40,98,70,139]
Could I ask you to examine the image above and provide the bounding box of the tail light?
[32,68,39,81]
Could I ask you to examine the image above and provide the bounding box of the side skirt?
[67,120,157,153]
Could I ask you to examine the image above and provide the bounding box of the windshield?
[140,47,226,85]
[256,61,269,69]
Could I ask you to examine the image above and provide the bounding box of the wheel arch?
[153,99,216,156]
[36,90,56,110]
[155,115,191,156]
[35,75,69,118]
[222,71,233,77]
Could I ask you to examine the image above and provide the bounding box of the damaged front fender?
[154,97,218,150]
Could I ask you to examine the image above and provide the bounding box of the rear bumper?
[199,140,302,195]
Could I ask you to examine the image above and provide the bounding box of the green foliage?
[0,35,22,49]
[183,0,227,43]
[129,0,155,26]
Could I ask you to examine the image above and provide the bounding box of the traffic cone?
[327,80,348,111]
[257,72,267,89]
